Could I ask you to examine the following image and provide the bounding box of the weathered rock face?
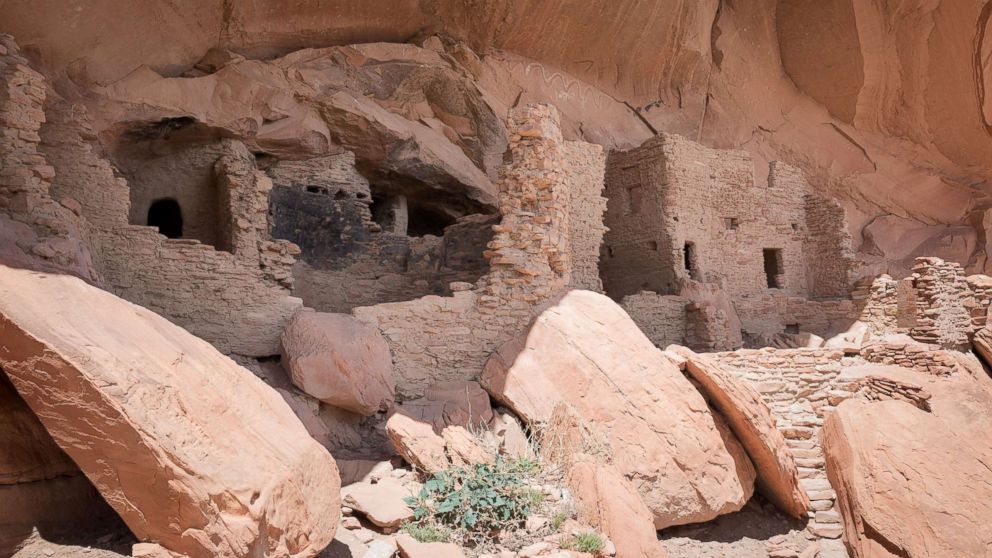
[823,398,992,557]
[0,265,340,558]
[482,290,756,528]
[668,346,809,518]
[281,311,395,415]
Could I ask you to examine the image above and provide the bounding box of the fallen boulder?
[823,398,992,557]
[386,410,450,473]
[281,311,395,415]
[482,290,755,528]
[0,266,340,558]
[568,456,669,558]
[668,346,809,518]
[341,479,414,529]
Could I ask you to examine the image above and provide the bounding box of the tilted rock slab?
[0,266,341,558]
[281,311,395,415]
[482,290,755,528]
[668,346,809,518]
[823,398,992,557]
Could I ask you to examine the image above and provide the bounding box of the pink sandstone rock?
[397,380,494,432]
[567,457,669,558]
[341,479,414,529]
[482,290,756,528]
[668,346,810,518]
[823,399,992,557]
[0,265,340,558]
[281,311,395,416]
[386,410,450,473]
[396,534,466,558]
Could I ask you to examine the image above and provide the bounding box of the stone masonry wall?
[0,36,98,281]
[354,104,605,398]
[600,139,674,297]
[908,257,975,349]
[564,141,607,291]
[621,291,689,348]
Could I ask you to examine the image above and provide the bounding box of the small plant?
[402,457,543,544]
[561,532,605,554]
[400,523,451,543]
[550,511,569,532]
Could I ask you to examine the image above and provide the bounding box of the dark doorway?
[683,242,699,280]
[148,198,183,239]
[763,248,783,288]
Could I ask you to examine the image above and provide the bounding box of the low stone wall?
[860,341,959,376]
[734,293,858,339]
[93,226,301,356]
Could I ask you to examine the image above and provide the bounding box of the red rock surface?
[823,371,992,558]
[0,265,340,558]
[482,290,755,528]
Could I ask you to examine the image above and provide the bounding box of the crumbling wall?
[733,293,858,339]
[355,104,605,398]
[621,291,688,348]
[909,257,975,349]
[0,36,98,281]
[850,275,899,335]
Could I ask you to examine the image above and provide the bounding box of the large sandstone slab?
[823,398,992,557]
[281,311,395,415]
[0,266,341,558]
[482,290,755,528]
[668,346,809,518]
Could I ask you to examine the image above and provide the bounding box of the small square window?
[647,240,658,251]
[724,217,739,230]
[791,223,800,232]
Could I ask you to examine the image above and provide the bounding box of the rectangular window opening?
[763,248,783,288]
[724,217,739,230]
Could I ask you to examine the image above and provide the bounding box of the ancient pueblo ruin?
[1,2,992,558]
